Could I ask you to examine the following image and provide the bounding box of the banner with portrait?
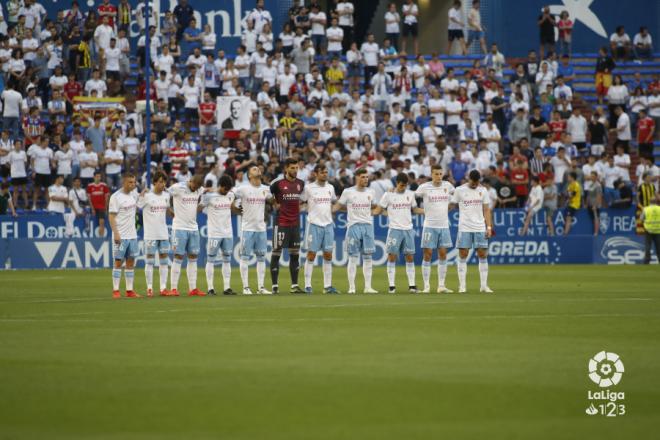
[216,96,251,131]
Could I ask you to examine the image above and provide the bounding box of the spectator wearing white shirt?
[411,55,428,90]
[566,107,587,152]
[94,15,115,52]
[21,29,39,65]
[610,26,631,61]
[336,1,355,52]
[31,138,54,210]
[447,0,467,56]
[633,26,653,60]
[384,2,401,50]
[201,24,216,56]
[360,33,380,86]
[401,0,420,54]
[326,17,344,59]
[607,75,629,126]
[613,145,631,182]
[180,75,201,130]
[479,115,501,155]
[85,69,108,97]
[104,38,122,81]
[309,5,327,55]
[104,140,124,190]
[467,0,486,54]
[610,106,632,153]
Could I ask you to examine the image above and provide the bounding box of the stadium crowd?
[0,0,659,237]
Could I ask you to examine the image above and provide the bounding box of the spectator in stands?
[335,1,354,53]
[610,105,632,153]
[537,6,555,60]
[466,0,486,54]
[507,108,531,153]
[87,171,109,237]
[610,25,631,61]
[637,168,657,207]
[610,178,633,209]
[633,27,653,60]
[173,0,194,41]
[0,182,17,217]
[563,171,581,235]
[648,88,660,141]
[637,108,656,158]
[384,2,401,51]
[447,1,467,56]
[607,75,629,125]
[584,171,603,235]
[401,0,419,55]
[595,46,615,105]
[556,11,573,58]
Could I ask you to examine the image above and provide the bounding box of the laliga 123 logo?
[585,351,626,417]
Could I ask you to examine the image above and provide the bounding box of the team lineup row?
[107,161,494,298]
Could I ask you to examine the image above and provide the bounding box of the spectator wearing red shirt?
[169,139,190,177]
[510,159,530,207]
[198,91,217,144]
[508,145,529,171]
[557,11,573,58]
[549,110,566,141]
[637,108,656,159]
[63,73,83,112]
[86,171,110,238]
[97,0,118,27]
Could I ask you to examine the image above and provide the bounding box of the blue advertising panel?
[2,207,655,268]
[483,0,659,56]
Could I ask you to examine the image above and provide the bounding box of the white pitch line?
[1,297,656,320]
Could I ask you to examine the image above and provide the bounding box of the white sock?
[112,268,121,291]
[205,260,215,291]
[363,256,373,290]
[256,259,266,289]
[422,260,431,289]
[64,212,75,236]
[304,260,314,289]
[222,260,231,291]
[386,260,396,287]
[186,258,198,291]
[438,260,448,288]
[240,259,249,288]
[478,258,489,288]
[322,259,332,288]
[125,269,134,291]
[158,259,168,290]
[457,258,467,290]
[171,259,182,290]
[145,263,154,290]
[347,256,358,291]
[405,262,416,287]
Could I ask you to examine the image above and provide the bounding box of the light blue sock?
[112,268,121,290]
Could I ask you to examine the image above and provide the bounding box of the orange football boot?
[125,290,141,298]
[188,288,206,296]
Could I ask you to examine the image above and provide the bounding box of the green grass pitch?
[0,265,659,439]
